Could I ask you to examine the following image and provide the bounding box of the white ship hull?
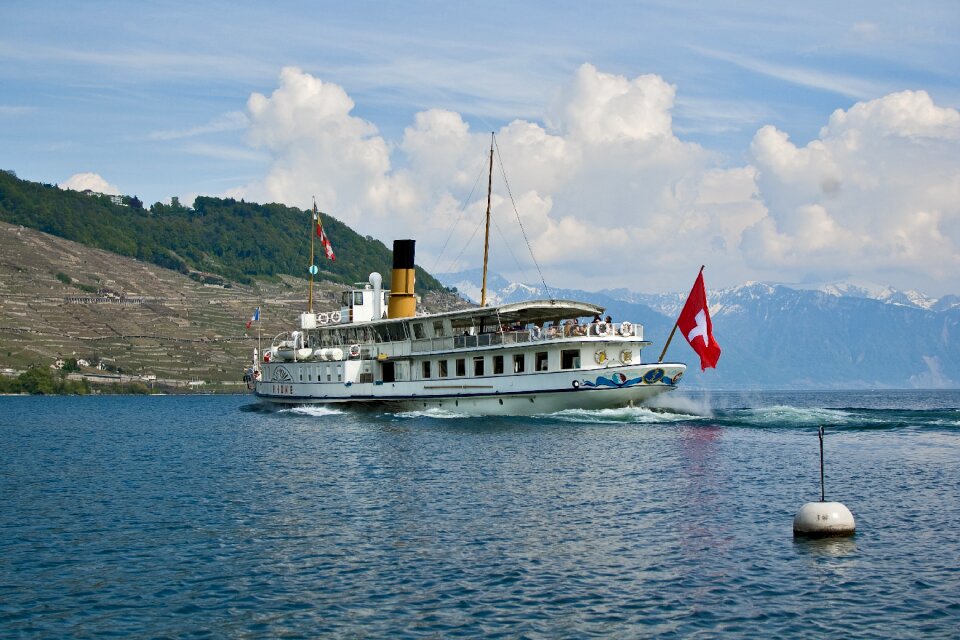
[256,362,681,415]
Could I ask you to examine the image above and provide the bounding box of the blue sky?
[2,1,959,294]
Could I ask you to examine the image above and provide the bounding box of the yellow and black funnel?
[387,239,416,319]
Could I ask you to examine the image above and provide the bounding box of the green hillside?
[0,170,446,291]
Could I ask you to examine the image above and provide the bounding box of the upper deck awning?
[431,299,605,328]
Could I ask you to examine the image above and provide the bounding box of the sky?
[2,1,959,296]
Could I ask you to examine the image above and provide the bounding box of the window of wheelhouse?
[513,353,525,373]
[439,360,449,378]
[561,349,581,370]
[493,355,504,374]
[413,323,426,339]
[535,351,548,372]
[473,356,484,376]
[433,320,445,337]
[422,360,432,378]
[455,358,466,377]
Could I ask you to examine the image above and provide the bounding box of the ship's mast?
[480,133,494,307]
[308,199,317,313]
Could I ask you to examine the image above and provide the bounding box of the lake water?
[2,390,959,638]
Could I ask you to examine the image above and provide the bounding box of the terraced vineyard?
[0,222,467,387]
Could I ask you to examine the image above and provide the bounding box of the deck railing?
[410,322,643,353]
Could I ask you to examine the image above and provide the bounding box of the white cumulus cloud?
[743,90,960,290]
[61,172,121,195]
[228,67,960,295]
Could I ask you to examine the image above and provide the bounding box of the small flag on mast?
[314,203,336,261]
[246,306,260,329]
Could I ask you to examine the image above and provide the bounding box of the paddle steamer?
[250,136,686,414]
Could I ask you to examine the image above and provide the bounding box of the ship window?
[456,358,466,377]
[387,323,406,342]
[561,349,581,370]
[413,323,426,339]
[433,320,444,337]
[513,354,525,373]
[422,360,431,378]
[473,357,484,376]
[535,351,548,372]
[493,355,504,374]
[439,360,448,378]
[354,291,364,305]
[341,292,351,306]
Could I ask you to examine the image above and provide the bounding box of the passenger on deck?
[571,318,585,336]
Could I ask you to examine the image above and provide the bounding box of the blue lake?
[2,390,959,637]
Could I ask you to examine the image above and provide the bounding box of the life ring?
[620,321,633,337]
[318,312,328,325]
[530,326,542,340]
[263,351,271,363]
[330,310,342,323]
[596,321,608,336]
[594,349,607,364]
[620,349,633,364]
[349,344,361,358]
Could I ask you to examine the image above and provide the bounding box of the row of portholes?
[422,396,537,408]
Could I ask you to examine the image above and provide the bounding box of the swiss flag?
[314,203,336,261]
[677,270,721,370]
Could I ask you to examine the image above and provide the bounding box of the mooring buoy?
[793,426,856,538]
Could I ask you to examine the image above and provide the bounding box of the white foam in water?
[284,405,346,417]
[647,392,715,418]
[393,407,472,419]
[546,405,703,424]
[743,405,851,426]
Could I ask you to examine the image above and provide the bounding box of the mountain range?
[438,269,960,389]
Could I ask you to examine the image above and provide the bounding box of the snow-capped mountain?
[436,271,960,390]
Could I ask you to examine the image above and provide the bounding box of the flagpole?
[308,199,317,313]
[257,308,262,371]
[658,265,704,363]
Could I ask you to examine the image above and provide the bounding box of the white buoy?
[793,426,856,538]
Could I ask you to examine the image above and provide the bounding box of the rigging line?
[445,209,487,276]
[490,213,535,291]
[429,150,490,275]
[492,135,554,301]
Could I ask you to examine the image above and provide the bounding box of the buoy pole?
[793,425,856,538]
[819,425,825,502]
